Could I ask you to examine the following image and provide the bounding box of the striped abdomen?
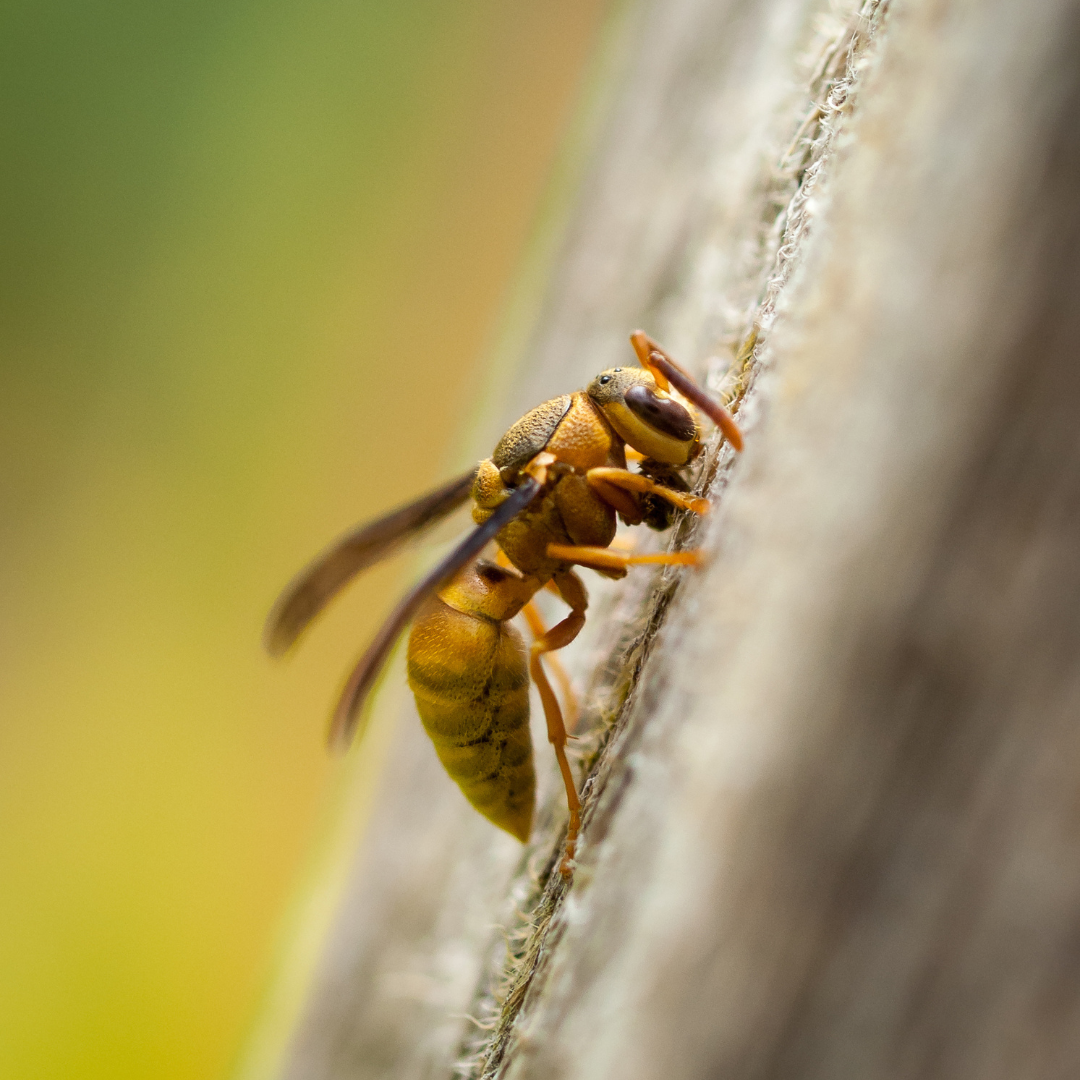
[406,588,534,841]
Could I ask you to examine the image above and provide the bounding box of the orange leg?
[503,551,580,730]
[587,476,642,524]
[547,543,703,574]
[528,570,588,877]
[520,601,580,734]
[586,466,710,515]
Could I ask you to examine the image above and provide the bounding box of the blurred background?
[0,2,609,1077]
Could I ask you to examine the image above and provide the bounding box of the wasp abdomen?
[407,595,534,841]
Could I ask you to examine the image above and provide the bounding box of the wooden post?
[250,0,1080,1076]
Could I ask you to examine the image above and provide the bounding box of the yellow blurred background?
[0,2,607,1077]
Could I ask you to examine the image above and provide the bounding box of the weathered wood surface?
[264,0,1080,1077]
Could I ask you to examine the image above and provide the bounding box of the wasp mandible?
[265,331,743,874]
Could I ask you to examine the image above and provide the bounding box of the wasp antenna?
[648,351,744,452]
[629,332,742,449]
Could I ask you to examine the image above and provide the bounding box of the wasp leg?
[587,466,710,516]
[496,546,559,598]
[547,543,702,574]
[528,569,588,877]
[521,600,580,734]
[584,474,641,524]
[498,545,583,607]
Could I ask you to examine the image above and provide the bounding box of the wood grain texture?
[269,0,1080,1077]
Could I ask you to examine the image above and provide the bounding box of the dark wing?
[264,466,479,657]
[328,476,541,751]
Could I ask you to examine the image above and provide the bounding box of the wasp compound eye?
[624,383,696,442]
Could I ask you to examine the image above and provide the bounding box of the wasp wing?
[264,466,479,657]
[329,476,541,751]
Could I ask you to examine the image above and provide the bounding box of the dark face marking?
[624,384,696,442]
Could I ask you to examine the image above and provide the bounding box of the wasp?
[265,332,743,875]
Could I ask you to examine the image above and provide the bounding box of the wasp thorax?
[587,367,700,465]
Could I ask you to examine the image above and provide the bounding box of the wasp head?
[587,367,700,465]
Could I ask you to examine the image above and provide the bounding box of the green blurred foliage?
[0,2,606,1077]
